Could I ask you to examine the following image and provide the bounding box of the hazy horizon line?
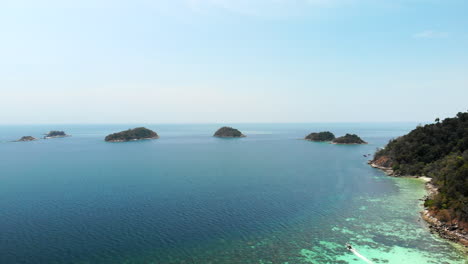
[0,121,426,126]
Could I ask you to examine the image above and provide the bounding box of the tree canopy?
[46,131,67,137]
[374,111,468,222]
[105,127,159,142]
[305,131,335,141]
[332,134,367,144]
[213,127,245,137]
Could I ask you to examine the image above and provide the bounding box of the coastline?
[14,138,37,142]
[330,142,368,145]
[213,135,246,138]
[369,161,468,249]
[303,139,330,142]
[106,136,159,142]
[44,135,70,139]
[303,139,368,145]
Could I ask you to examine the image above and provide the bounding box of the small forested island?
[44,131,68,139]
[332,134,367,144]
[305,131,335,141]
[105,127,159,142]
[213,127,245,138]
[371,111,468,246]
[16,136,37,142]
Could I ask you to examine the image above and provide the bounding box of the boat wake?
[346,243,374,264]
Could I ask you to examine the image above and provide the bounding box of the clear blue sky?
[1,0,467,124]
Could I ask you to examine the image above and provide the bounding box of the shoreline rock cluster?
[422,208,468,247]
[369,160,394,176]
[369,160,468,248]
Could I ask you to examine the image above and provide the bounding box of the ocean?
[0,123,466,264]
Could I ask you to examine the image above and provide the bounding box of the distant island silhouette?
[105,127,159,142]
[44,131,69,139]
[305,131,335,142]
[332,134,367,144]
[16,136,37,142]
[213,127,245,138]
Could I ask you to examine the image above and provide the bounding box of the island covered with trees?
[44,131,69,139]
[305,131,335,141]
[213,127,245,138]
[371,111,468,244]
[332,134,367,144]
[16,136,37,142]
[105,127,159,142]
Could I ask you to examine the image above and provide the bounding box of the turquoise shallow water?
[0,123,466,264]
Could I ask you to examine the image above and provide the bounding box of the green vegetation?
[45,131,67,137]
[105,127,159,142]
[213,127,245,138]
[332,134,367,144]
[305,131,335,141]
[374,111,468,222]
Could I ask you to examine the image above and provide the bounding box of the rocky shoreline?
[369,161,394,175]
[369,161,468,249]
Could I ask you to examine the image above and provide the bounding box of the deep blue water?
[0,124,465,263]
